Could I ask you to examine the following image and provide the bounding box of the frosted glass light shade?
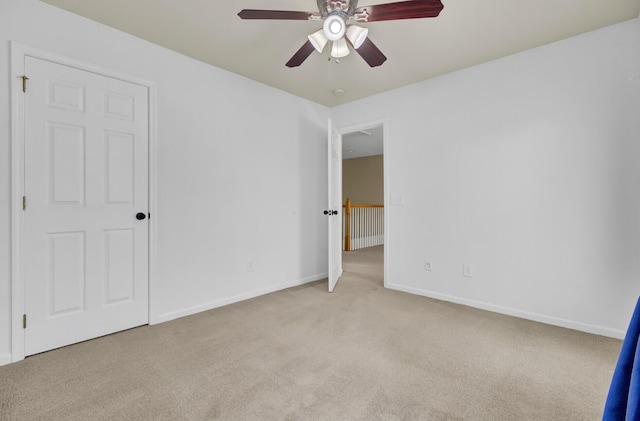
[330,38,350,58]
[308,29,329,53]
[323,15,346,41]
[346,25,368,49]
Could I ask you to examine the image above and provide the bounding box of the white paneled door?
[23,57,149,356]
[327,119,343,292]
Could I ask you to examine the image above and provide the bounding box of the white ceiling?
[40,0,640,107]
[343,125,384,159]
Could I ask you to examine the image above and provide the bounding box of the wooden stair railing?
[342,197,384,251]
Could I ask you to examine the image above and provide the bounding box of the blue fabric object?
[603,297,640,421]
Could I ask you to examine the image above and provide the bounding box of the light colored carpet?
[0,246,621,420]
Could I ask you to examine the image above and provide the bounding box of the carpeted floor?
[0,246,622,420]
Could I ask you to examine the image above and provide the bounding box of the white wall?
[333,19,640,338]
[0,0,329,365]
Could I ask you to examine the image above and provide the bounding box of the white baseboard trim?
[0,353,12,367]
[386,283,626,339]
[154,273,328,325]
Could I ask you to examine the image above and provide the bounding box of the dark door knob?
[136,212,146,220]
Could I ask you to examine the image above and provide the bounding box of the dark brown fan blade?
[286,40,316,68]
[352,38,387,67]
[238,9,318,20]
[354,0,443,22]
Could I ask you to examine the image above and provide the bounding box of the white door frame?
[337,119,389,288]
[10,42,158,363]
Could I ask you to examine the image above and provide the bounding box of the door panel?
[328,119,343,292]
[104,229,135,304]
[49,232,86,315]
[24,56,149,356]
[105,131,135,204]
[49,123,85,205]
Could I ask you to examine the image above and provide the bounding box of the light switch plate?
[463,264,473,277]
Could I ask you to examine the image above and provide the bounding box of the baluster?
[378,207,382,245]
[356,207,359,250]
[364,208,368,249]
[374,207,378,246]
[356,208,359,250]
[379,207,383,245]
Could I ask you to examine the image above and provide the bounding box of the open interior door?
[327,119,343,292]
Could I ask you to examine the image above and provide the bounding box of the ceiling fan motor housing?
[317,0,357,18]
[318,0,358,43]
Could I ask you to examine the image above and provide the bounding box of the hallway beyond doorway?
[342,245,384,288]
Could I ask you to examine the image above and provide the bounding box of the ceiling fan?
[238,0,444,68]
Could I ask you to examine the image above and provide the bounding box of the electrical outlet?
[424,259,433,271]
[463,264,473,277]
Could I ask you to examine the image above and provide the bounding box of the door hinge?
[23,314,27,329]
[22,196,26,211]
[21,75,29,93]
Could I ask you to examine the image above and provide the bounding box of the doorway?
[339,122,387,287]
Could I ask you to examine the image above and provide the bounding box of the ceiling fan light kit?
[331,38,351,58]
[324,14,347,40]
[346,25,368,49]
[238,0,444,68]
[308,29,329,53]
